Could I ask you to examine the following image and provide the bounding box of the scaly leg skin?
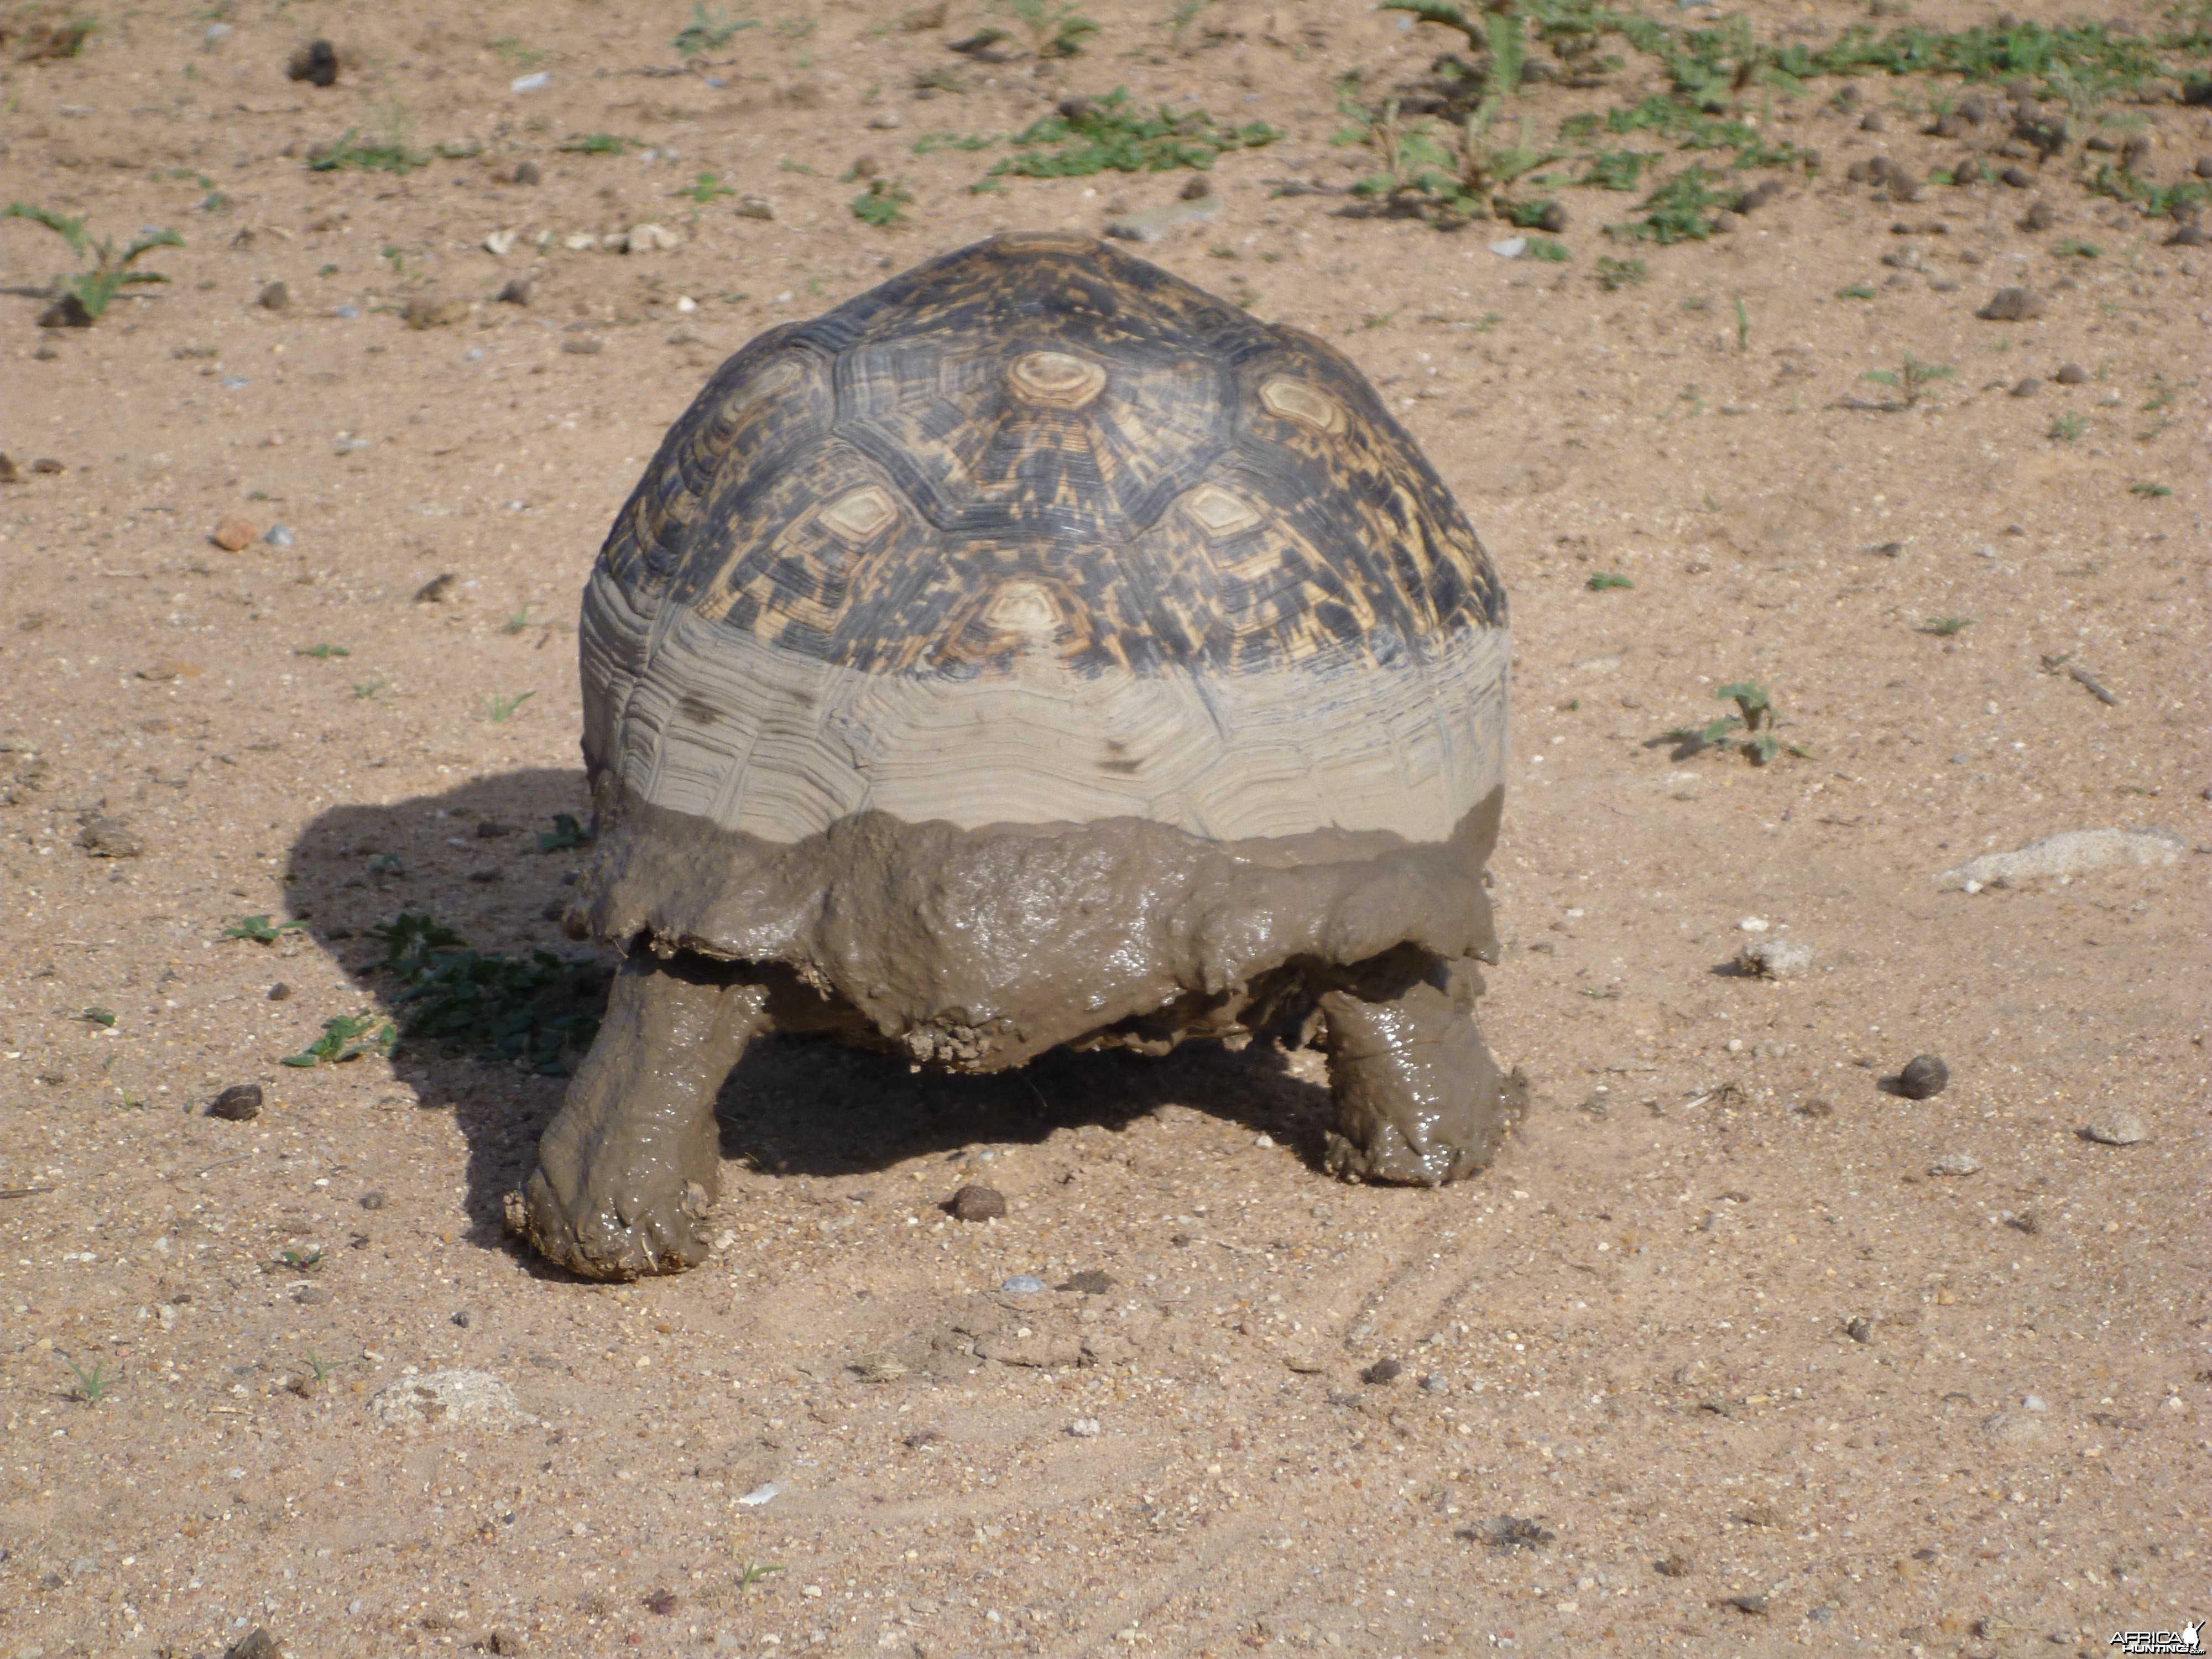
[513,954,768,1279]
[1319,968,1509,1187]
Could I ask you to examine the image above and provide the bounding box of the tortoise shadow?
[284,769,1339,1270]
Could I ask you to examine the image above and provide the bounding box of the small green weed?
[1524,236,1568,262]
[482,690,535,723]
[281,1013,397,1068]
[309,125,427,175]
[1837,283,1876,300]
[223,915,304,945]
[538,813,594,852]
[1862,355,1953,405]
[2087,164,2211,220]
[2054,237,2101,259]
[995,87,1276,180]
[60,1354,113,1404]
[304,1349,336,1386]
[501,607,534,635]
[1594,255,1647,290]
[678,172,735,206]
[2049,412,2085,441]
[737,1561,784,1593]
[1587,572,1634,591]
[78,1006,117,1029]
[911,132,998,155]
[1684,680,1785,765]
[559,133,631,156]
[364,912,611,1075]
[852,177,914,227]
[1613,165,1735,244]
[2130,481,2171,498]
[280,1246,326,1271]
[295,643,351,660]
[4,204,182,325]
[1583,150,1647,192]
[492,36,546,70]
[354,680,389,701]
[674,3,757,57]
[1733,295,1749,349]
[997,0,1099,58]
[1922,616,1971,636]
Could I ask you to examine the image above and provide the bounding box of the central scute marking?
[982,580,1061,639]
[1181,483,1264,539]
[1259,375,1345,434]
[1006,350,1109,409]
[818,485,898,543]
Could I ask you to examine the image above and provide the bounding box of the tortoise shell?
[578,232,1509,851]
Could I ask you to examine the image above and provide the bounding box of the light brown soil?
[2,3,2206,1657]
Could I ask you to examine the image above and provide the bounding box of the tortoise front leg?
[513,953,767,1279]
[1318,961,1509,1187]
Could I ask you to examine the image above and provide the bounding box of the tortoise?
[513,231,1514,1280]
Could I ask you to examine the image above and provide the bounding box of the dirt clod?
[1655,1552,1693,1578]
[209,1084,264,1120]
[223,1629,285,1659]
[1896,1055,1950,1099]
[948,1183,1007,1222]
[1360,1357,1403,1385]
[288,40,338,87]
[212,515,260,551]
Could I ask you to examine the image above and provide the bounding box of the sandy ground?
[2,2,2208,1656]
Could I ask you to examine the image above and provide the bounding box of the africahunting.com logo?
[2110,1621,2203,1656]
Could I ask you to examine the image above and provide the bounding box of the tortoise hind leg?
[1318,959,1511,1187]
[513,953,768,1279]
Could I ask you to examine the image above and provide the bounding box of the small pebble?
[1654,1552,1693,1578]
[1859,110,1886,132]
[360,1190,385,1210]
[2009,376,2042,397]
[1360,1358,1402,1385]
[1928,1152,1981,1177]
[267,982,291,1001]
[211,514,259,552]
[1067,1417,1103,1438]
[1845,1316,1873,1343]
[1420,1373,1448,1395]
[1724,1595,1769,1616]
[404,295,469,330]
[513,160,542,186]
[488,1629,527,1656]
[2078,1112,2147,1147]
[1000,1274,1046,1294]
[1897,1054,1949,1099]
[294,1285,331,1306]
[333,304,362,319]
[1999,165,2032,187]
[949,1183,1006,1222]
[1976,286,2043,320]
[258,281,290,312]
[865,111,902,129]
[263,524,295,548]
[736,1481,781,1506]
[495,276,533,306]
[76,817,142,858]
[1057,1269,1116,1295]
[453,1311,472,1328]
[223,1628,284,1659]
[208,1084,263,1121]
[736,196,776,221]
[2020,201,2057,232]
